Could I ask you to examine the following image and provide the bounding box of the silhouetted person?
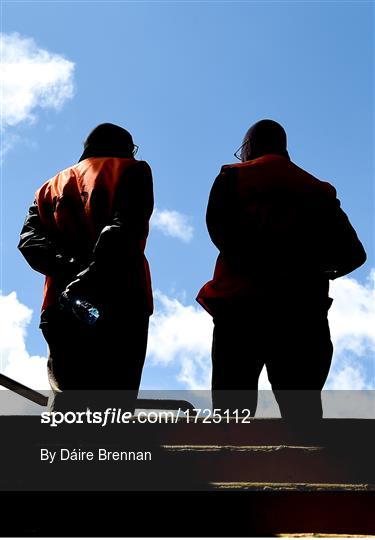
[197,119,366,420]
[18,123,154,411]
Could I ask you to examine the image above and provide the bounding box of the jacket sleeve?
[66,160,154,294]
[17,201,80,278]
[206,167,239,255]
[321,195,367,279]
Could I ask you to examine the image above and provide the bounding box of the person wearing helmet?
[18,123,154,411]
[197,119,366,420]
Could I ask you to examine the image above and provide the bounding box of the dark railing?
[0,373,48,407]
[0,373,195,413]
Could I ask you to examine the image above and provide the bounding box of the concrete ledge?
[210,482,375,491]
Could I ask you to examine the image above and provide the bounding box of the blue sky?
[1,1,374,395]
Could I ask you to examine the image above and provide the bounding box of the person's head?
[236,119,289,162]
[79,123,137,161]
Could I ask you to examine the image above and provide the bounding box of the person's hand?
[63,266,96,301]
[59,283,100,325]
[60,262,99,307]
[53,254,85,295]
[64,278,83,296]
[55,254,82,277]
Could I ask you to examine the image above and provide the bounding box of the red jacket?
[197,154,366,315]
[19,157,154,315]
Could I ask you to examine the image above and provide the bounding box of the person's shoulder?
[115,160,153,196]
[318,179,336,198]
[220,161,253,173]
[217,162,249,180]
[132,159,152,173]
[90,157,152,182]
[289,161,337,199]
[36,163,76,195]
[123,160,153,186]
[220,155,278,174]
[116,158,152,176]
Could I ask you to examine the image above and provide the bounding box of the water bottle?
[59,291,100,325]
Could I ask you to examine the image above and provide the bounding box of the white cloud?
[326,365,367,391]
[328,271,375,357]
[151,208,194,243]
[147,291,212,388]
[326,270,375,390]
[0,291,48,390]
[147,272,375,392]
[0,32,75,157]
[1,271,373,409]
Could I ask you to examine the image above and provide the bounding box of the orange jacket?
[21,157,153,314]
[197,154,366,315]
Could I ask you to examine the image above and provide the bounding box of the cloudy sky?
[0,2,374,406]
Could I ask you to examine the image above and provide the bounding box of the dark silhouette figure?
[197,119,366,420]
[18,123,154,411]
